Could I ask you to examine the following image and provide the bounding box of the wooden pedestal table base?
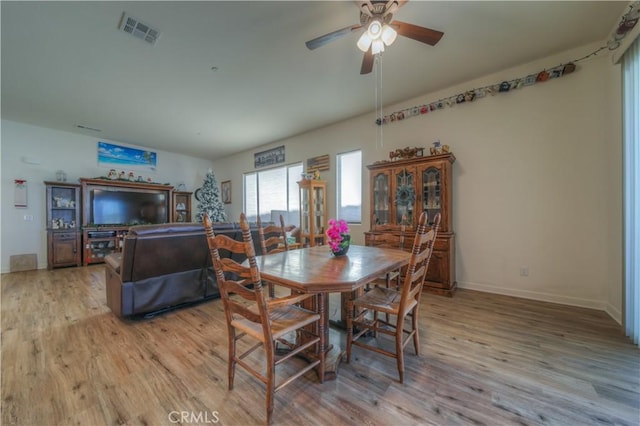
[253,245,410,381]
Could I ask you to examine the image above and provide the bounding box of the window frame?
[243,162,303,224]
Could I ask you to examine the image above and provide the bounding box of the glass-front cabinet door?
[300,186,310,235]
[422,167,442,227]
[47,184,80,230]
[371,171,391,225]
[392,167,416,227]
[298,179,326,247]
[172,191,192,222]
[313,184,325,236]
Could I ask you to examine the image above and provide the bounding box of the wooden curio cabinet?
[365,153,456,296]
[45,181,82,269]
[172,191,192,222]
[298,179,326,247]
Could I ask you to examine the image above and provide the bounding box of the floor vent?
[119,13,160,45]
[10,254,37,272]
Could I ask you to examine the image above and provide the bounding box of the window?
[337,150,362,223]
[244,163,303,225]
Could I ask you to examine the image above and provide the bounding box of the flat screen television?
[89,188,169,226]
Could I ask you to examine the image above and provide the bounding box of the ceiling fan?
[305,0,444,75]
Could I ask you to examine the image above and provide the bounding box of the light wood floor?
[2,266,639,426]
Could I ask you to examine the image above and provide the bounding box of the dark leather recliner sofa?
[105,222,266,318]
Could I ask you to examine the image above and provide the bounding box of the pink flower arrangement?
[326,219,349,251]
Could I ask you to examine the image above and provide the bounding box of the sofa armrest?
[105,254,125,317]
[105,253,122,274]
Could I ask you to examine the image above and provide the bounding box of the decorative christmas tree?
[196,169,227,223]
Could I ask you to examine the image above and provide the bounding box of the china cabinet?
[172,191,192,222]
[365,153,456,296]
[45,181,82,269]
[298,179,326,247]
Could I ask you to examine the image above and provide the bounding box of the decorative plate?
[395,184,415,206]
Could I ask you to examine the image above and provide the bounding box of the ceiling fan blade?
[393,20,443,46]
[360,48,374,74]
[305,24,363,50]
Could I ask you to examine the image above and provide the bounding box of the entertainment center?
[45,178,187,267]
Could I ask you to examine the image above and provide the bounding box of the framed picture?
[97,141,157,172]
[254,145,285,169]
[306,154,330,173]
[221,180,231,204]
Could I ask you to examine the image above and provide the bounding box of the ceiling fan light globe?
[371,39,385,55]
[357,33,372,52]
[367,20,382,39]
[381,24,397,46]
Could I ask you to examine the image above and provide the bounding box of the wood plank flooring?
[2,266,638,425]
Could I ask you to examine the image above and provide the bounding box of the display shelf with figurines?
[172,191,193,222]
[97,169,170,185]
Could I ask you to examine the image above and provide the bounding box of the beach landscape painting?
[98,141,157,172]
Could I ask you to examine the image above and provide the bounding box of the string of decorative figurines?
[376,142,451,165]
[376,2,640,128]
[300,170,322,180]
[51,217,76,229]
[106,169,154,183]
[429,140,450,155]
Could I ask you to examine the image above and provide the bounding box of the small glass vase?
[331,234,351,256]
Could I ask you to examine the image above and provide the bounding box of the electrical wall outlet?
[520,266,529,277]
[23,215,33,222]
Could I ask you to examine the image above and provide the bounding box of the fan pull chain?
[375,53,384,149]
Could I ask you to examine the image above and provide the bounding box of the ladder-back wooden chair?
[368,214,407,289]
[256,215,289,298]
[203,213,324,425]
[347,212,440,383]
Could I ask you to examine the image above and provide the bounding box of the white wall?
[604,60,624,323]
[212,41,623,321]
[0,41,623,322]
[0,120,214,272]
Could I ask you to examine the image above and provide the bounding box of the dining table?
[253,244,411,381]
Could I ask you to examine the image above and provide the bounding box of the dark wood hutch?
[45,181,82,269]
[364,152,456,296]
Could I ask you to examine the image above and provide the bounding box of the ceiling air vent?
[119,13,160,45]
[76,124,102,132]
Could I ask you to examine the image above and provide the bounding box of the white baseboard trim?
[604,302,622,325]
[1,262,49,274]
[457,280,609,311]
[5,263,103,272]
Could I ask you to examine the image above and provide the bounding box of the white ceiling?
[1,1,627,159]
